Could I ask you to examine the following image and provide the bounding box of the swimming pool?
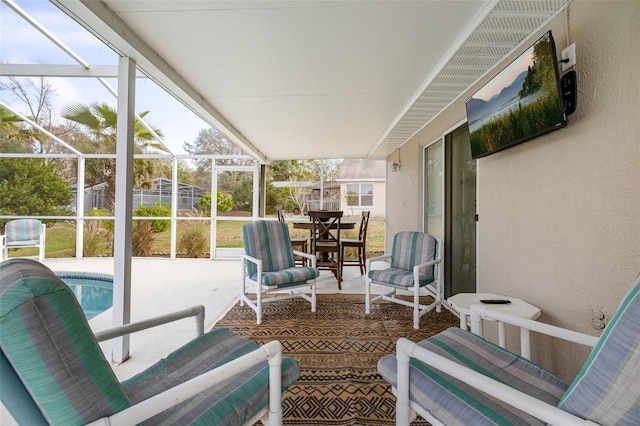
[56,272,114,320]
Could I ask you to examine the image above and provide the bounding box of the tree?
[0,77,57,154]
[303,159,342,182]
[198,191,233,215]
[0,140,72,217]
[0,106,33,147]
[183,127,251,191]
[62,102,163,212]
[265,160,314,214]
[154,158,196,185]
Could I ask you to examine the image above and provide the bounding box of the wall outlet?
[561,43,576,71]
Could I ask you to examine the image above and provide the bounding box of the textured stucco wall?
[386,0,640,381]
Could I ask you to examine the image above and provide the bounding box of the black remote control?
[480,299,511,304]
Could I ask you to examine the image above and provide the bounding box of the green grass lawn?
[5,217,385,259]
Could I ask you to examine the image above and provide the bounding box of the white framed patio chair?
[365,231,442,329]
[378,272,640,426]
[241,220,319,324]
[1,258,300,426]
[0,218,46,262]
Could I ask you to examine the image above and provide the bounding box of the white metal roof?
[49,0,569,162]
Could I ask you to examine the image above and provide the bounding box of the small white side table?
[448,293,541,358]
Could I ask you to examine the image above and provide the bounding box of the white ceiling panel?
[51,0,569,161]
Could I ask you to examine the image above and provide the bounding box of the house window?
[346,184,373,207]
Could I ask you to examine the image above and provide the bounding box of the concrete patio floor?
[42,257,380,380]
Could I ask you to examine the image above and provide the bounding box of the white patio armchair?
[241,220,319,324]
[365,231,443,329]
[0,218,46,262]
[379,272,640,425]
[1,258,300,426]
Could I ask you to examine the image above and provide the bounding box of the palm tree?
[0,106,35,148]
[62,102,164,212]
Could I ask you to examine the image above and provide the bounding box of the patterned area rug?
[215,294,459,425]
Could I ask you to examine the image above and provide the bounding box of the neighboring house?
[308,181,341,212]
[336,159,386,216]
[70,178,207,212]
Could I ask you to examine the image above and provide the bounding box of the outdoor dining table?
[291,221,356,231]
[292,220,356,284]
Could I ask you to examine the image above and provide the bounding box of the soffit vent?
[371,0,568,159]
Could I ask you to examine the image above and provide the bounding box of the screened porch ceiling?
[49,0,570,163]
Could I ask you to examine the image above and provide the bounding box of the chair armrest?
[0,234,5,261]
[293,250,317,268]
[366,253,391,271]
[413,257,441,272]
[87,340,284,426]
[94,305,205,342]
[469,304,599,348]
[395,338,598,426]
[241,253,262,267]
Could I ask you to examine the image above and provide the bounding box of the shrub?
[178,224,209,258]
[131,221,154,257]
[134,202,171,232]
[83,219,108,257]
[86,209,113,253]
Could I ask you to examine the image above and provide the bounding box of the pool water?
[56,272,114,320]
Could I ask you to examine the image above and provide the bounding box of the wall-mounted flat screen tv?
[466,31,566,159]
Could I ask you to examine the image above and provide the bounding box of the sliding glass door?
[424,124,476,298]
[424,140,444,241]
[446,125,476,296]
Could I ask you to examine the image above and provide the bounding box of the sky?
[473,47,534,102]
[0,0,209,154]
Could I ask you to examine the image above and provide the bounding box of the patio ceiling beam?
[2,0,89,69]
[0,64,126,78]
[51,0,267,164]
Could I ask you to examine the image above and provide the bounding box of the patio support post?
[75,155,86,258]
[252,164,260,220]
[258,164,266,218]
[170,156,178,258]
[210,159,217,260]
[112,56,136,364]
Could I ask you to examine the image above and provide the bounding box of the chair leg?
[413,284,421,329]
[311,281,317,313]
[256,288,263,325]
[365,278,371,314]
[240,263,246,307]
[337,249,342,289]
[340,245,345,283]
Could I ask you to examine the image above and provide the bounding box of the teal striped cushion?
[368,267,428,288]
[0,258,131,425]
[243,220,296,276]
[368,232,436,287]
[251,266,319,287]
[5,219,43,247]
[123,327,300,425]
[378,327,568,425]
[558,272,640,424]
